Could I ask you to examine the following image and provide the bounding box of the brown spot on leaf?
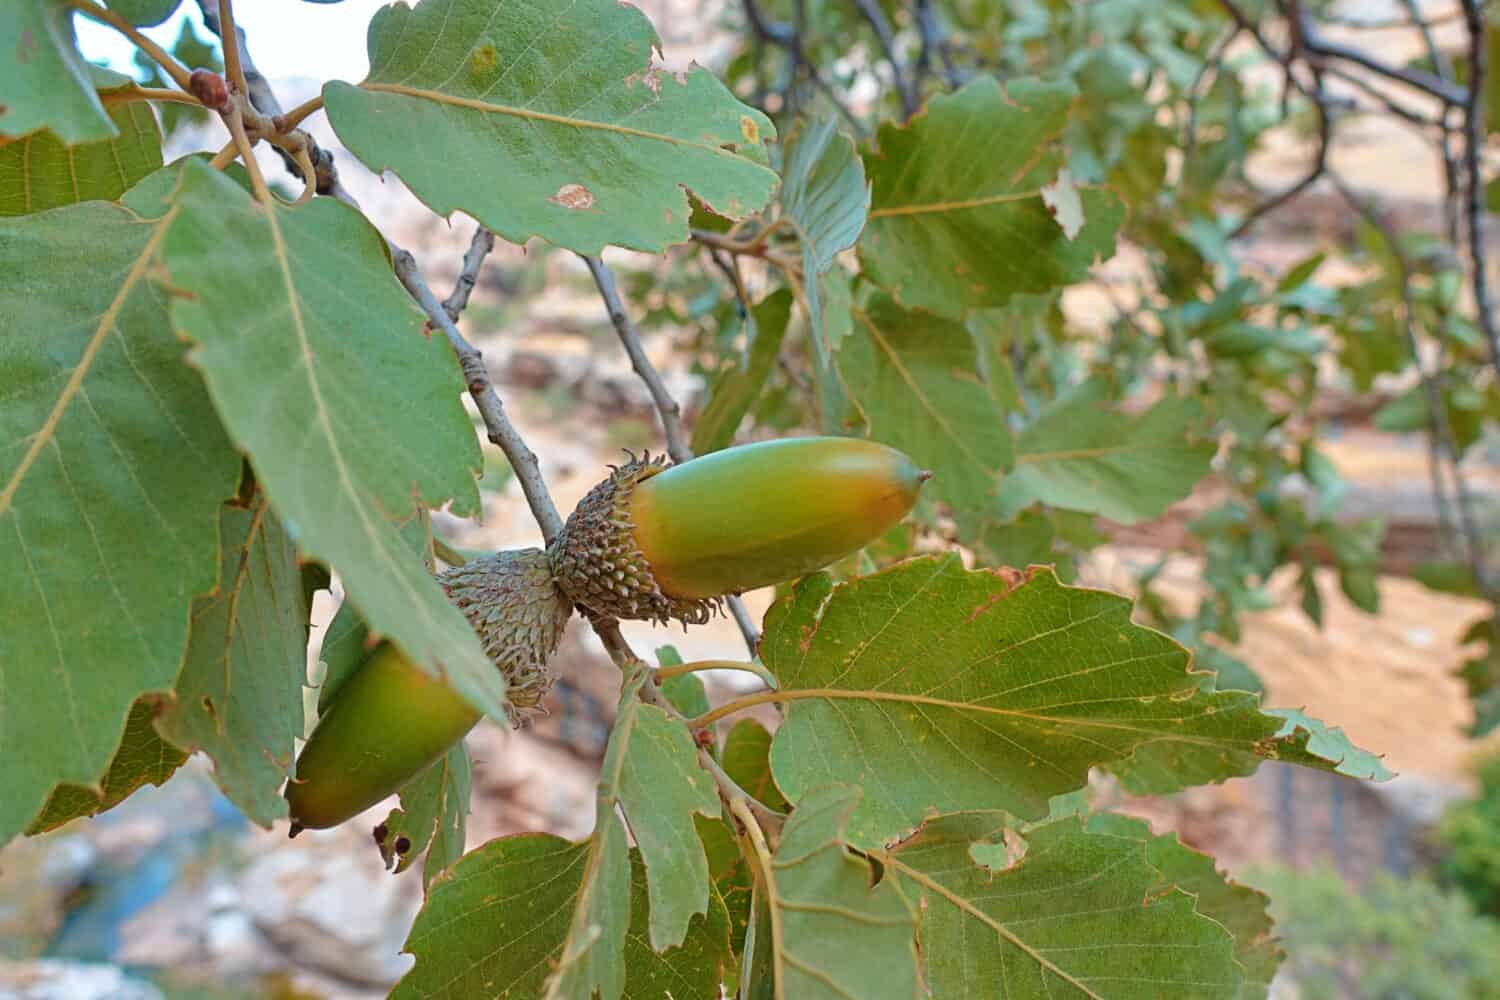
[18,28,36,62]
[549,183,595,210]
[740,115,759,145]
[373,822,388,845]
[394,835,412,855]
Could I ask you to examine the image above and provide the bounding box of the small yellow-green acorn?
[549,437,927,624]
[286,548,572,833]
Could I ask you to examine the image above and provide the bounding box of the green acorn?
[286,548,572,833]
[548,436,927,624]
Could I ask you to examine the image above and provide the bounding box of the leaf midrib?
[852,307,1001,478]
[867,190,1040,219]
[358,82,773,172]
[0,210,175,516]
[734,687,1254,753]
[879,854,1102,998]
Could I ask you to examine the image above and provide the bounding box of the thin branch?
[706,246,750,316]
[1401,0,1463,245]
[279,94,326,132]
[216,0,248,98]
[444,226,497,323]
[1300,20,1469,106]
[582,253,763,656]
[291,146,316,203]
[692,226,800,274]
[207,139,238,170]
[850,0,916,118]
[654,658,762,681]
[727,599,763,657]
[1461,0,1500,375]
[710,750,785,833]
[913,0,964,91]
[1332,174,1487,594]
[1403,0,1455,82]
[100,87,203,107]
[1319,64,1448,129]
[195,0,273,116]
[593,618,783,833]
[195,0,334,192]
[394,250,566,545]
[63,0,193,90]
[224,106,272,204]
[1232,65,1331,238]
[688,690,786,730]
[1217,0,1300,83]
[740,0,867,136]
[582,255,693,463]
[1321,6,1466,30]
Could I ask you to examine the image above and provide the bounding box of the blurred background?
[4,0,1500,997]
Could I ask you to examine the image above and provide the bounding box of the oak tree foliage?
[7,0,1494,996]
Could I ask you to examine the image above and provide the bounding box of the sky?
[75,1,394,84]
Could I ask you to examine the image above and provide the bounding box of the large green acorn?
[286,548,572,833]
[549,436,927,624]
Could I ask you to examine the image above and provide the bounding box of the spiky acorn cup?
[548,451,719,625]
[549,437,928,625]
[286,548,572,833]
[440,547,573,711]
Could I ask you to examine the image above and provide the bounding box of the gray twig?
[582,253,763,656]
[582,255,693,464]
[444,225,497,323]
[1300,20,1468,105]
[395,251,565,545]
[1319,64,1448,129]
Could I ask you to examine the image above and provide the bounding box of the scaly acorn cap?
[438,547,574,714]
[548,452,721,626]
